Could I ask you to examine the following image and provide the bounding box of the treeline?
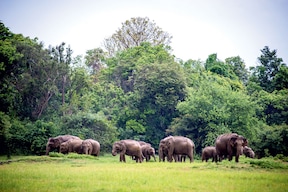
[0,18,288,158]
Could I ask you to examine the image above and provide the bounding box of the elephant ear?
[167,136,174,149]
[119,141,125,151]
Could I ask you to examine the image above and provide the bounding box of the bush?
[61,112,118,153]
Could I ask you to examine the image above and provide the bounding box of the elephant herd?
[46,133,255,163]
[202,133,255,163]
[45,135,100,156]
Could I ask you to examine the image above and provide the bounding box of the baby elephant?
[141,145,156,162]
[82,139,100,156]
[60,139,83,154]
[243,146,255,158]
[202,146,217,162]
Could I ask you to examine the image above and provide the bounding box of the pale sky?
[1,0,287,67]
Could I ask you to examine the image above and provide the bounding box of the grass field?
[0,154,288,192]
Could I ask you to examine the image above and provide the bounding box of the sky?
[1,0,287,67]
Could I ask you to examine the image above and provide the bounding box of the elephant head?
[82,140,92,155]
[243,146,255,158]
[60,141,69,154]
[228,134,248,162]
[112,141,125,156]
[46,137,61,155]
[158,138,170,162]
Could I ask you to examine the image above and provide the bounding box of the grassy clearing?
[0,154,288,192]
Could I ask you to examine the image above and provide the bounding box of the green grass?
[0,154,288,192]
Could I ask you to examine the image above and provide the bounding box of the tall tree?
[103,17,172,56]
[250,46,285,93]
[85,48,106,76]
[225,56,249,83]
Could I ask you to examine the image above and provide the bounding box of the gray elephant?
[141,144,156,162]
[112,139,143,163]
[202,146,217,162]
[82,139,100,156]
[60,139,83,154]
[45,135,80,155]
[215,133,248,163]
[158,138,168,162]
[159,136,195,163]
[243,146,255,158]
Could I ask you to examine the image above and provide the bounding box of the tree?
[103,17,172,56]
[131,62,187,145]
[225,56,249,83]
[169,72,259,153]
[205,53,237,80]
[85,48,106,76]
[104,42,174,93]
[274,65,288,90]
[250,46,285,92]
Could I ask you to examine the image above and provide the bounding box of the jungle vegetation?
[0,17,287,158]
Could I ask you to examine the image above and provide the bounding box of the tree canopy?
[103,17,172,57]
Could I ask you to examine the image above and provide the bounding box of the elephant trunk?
[112,149,117,156]
[45,146,50,155]
[235,147,243,163]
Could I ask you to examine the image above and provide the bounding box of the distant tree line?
[0,18,287,158]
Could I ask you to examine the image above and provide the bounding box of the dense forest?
[1,17,288,158]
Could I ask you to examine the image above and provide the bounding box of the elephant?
[158,138,169,162]
[159,136,195,163]
[82,139,100,156]
[141,144,156,162]
[215,133,248,163]
[45,135,80,155]
[202,146,217,162]
[112,140,143,163]
[243,146,255,158]
[60,139,83,154]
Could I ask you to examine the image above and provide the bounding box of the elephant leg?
[188,154,193,163]
[228,154,233,161]
[235,155,240,163]
[122,154,126,162]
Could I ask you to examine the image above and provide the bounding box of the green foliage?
[225,56,249,83]
[251,89,288,125]
[10,120,57,155]
[250,46,286,92]
[169,72,259,153]
[0,112,12,157]
[205,53,237,80]
[253,124,288,157]
[61,112,118,152]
